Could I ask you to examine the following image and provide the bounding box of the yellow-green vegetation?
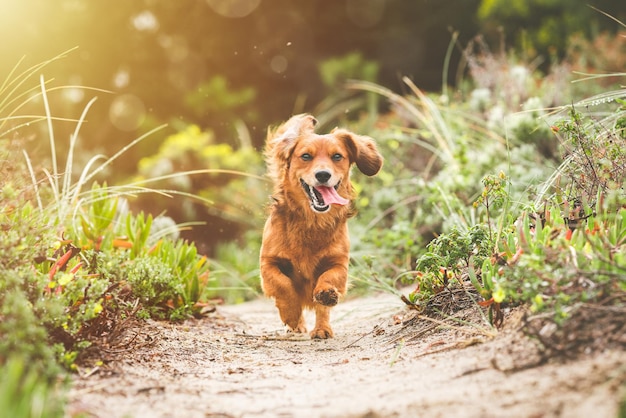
[348,54,625,330]
[0,60,219,417]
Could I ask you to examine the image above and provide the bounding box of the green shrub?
[554,104,626,203]
[0,268,63,381]
[0,198,68,415]
[0,357,65,418]
[346,74,553,287]
[341,42,626,333]
[0,65,222,396]
[135,124,266,225]
[209,230,262,304]
[404,93,626,326]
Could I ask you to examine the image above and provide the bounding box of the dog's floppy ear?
[335,129,383,176]
[270,113,317,155]
[265,114,317,180]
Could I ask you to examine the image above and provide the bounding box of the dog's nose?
[315,170,332,184]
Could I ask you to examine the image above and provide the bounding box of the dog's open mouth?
[300,179,349,213]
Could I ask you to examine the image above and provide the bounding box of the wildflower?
[493,286,506,303]
[93,302,103,315]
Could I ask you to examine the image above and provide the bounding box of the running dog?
[260,114,383,338]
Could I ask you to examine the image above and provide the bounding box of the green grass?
[0,358,65,418]
[0,53,261,415]
[343,43,626,337]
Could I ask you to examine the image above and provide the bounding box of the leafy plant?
[500,197,625,319]
[208,230,262,304]
[144,238,212,318]
[133,123,267,261]
[0,54,237,406]
[0,204,69,415]
[553,104,626,204]
[409,225,492,308]
[0,358,65,418]
[342,38,626,339]
[482,97,625,321]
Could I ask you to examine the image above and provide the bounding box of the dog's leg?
[310,264,347,339]
[261,261,308,333]
[275,298,307,334]
[313,264,347,308]
[311,304,333,339]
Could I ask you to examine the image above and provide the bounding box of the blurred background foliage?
[1,0,624,259]
[478,0,623,58]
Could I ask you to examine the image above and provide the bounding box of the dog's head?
[265,114,383,213]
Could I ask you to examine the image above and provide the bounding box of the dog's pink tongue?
[315,186,350,206]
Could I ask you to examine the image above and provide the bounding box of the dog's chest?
[279,250,340,284]
[278,222,348,280]
[282,216,347,250]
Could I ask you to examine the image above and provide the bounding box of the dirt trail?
[68,292,626,418]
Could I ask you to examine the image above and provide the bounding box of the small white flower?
[469,88,492,111]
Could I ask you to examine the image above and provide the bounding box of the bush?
[341,35,626,338]
[400,93,626,328]
[0,358,65,418]
[0,63,222,415]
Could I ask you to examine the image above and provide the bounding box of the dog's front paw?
[310,326,334,339]
[314,288,339,306]
[286,316,308,334]
[286,323,308,334]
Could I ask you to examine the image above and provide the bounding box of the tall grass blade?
[402,76,455,159]
[0,56,25,95]
[71,154,107,205]
[588,5,626,28]
[0,47,79,131]
[22,150,43,212]
[40,75,58,194]
[64,97,98,204]
[127,168,267,187]
[441,31,459,99]
[347,78,456,164]
[81,124,168,186]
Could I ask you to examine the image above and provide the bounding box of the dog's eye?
[301,153,313,161]
[332,153,343,162]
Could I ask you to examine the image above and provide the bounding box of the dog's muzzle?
[300,179,349,213]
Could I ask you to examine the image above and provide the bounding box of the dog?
[259,114,383,338]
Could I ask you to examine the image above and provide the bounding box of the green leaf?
[481,258,494,291]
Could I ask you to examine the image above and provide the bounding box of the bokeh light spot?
[270,55,288,74]
[113,69,130,89]
[159,34,190,63]
[109,94,146,131]
[206,0,261,18]
[132,10,159,32]
[63,76,85,103]
[63,88,84,104]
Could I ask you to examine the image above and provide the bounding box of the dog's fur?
[260,114,383,338]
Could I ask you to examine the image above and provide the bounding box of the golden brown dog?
[260,114,383,338]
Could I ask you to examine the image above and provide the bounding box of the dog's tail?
[264,114,317,182]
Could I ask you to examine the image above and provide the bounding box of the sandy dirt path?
[68,292,626,418]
